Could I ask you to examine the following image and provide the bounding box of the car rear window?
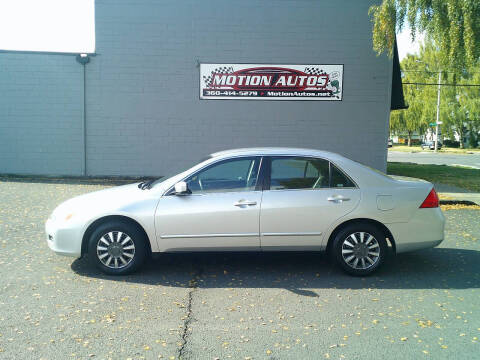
[331,164,355,188]
[270,157,358,190]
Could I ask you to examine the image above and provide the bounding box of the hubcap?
[96,231,135,269]
[341,232,380,270]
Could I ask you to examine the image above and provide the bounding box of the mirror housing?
[174,181,191,195]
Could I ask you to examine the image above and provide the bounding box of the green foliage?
[390,46,436,144]
[468,131,479,148]
[441,56,480,148]
[370,0,480,68]
[390,41,480,148]
[387,162,480,192]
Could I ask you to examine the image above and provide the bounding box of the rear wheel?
[332,223,387,276]
[88,220,148,275]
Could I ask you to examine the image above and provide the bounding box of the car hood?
[51,183,160,220]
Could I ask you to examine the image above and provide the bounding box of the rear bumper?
[395,239,443,253]
[45,218,82,258]
[387,207,445,253]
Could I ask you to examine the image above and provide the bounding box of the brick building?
[0,0,404,177]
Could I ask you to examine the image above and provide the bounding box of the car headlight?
[48,212,75,222]
[64,213,74,221]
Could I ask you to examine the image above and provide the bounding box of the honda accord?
[46,148,445,276]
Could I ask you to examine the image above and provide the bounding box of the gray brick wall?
[1,0,391,177]
[0,53,84,175]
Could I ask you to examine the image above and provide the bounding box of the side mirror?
[174,181,191,195]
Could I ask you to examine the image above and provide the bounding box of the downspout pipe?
[76,54,90,176]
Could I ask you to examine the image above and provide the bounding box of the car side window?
[185,157,260,194]
[331,164,355,188]
[270,157,330,190]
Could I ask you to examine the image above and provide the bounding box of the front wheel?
[332,223,387,276]
[87,220,148,275]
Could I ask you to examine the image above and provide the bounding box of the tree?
[452,69,480,147]
[390,52,434,145]
[393,41,480,148]
[370,0,480,68]
[464,71,480,147]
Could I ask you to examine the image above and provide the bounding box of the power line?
[401,68,480,73]
[403,82,480,87]
[401,69,480,76]
[402,70,458,74]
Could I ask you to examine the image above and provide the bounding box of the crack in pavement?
[178,268,202,360]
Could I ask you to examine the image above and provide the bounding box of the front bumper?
[45,218,83,258]
[387,207,445,253]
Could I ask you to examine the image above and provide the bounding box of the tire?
[332,223,387,276]
[87,220,148,275]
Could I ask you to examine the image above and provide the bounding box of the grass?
[389,145,480,154]
[387,162,480,192]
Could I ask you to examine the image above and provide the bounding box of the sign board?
[200,64,343,100]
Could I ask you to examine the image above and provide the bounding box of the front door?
[260,156,360,249]
[155,156,263,251]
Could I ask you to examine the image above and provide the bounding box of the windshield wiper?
[138,179,155,190]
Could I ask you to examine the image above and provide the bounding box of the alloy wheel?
[341,232,380,270]
[96,231,136,269]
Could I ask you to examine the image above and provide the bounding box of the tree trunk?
[458,128,464,149]
[407,131,412,147]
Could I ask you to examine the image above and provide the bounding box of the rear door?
[260,156,360,249]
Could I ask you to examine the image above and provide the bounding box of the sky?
[0,0,95,53]
[397,25,425,60]
[0,0,421,58]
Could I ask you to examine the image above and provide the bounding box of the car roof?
[210,147,345,160]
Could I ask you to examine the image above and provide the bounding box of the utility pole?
[434,71,442,153]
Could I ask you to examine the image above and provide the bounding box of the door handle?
[234,200,257,207]
[327,196,350,203]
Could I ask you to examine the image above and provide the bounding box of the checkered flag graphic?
[203,66,234,88]
[304,67,326,75]
[304,66,335,97]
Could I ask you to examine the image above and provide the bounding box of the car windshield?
[148,155,212,187]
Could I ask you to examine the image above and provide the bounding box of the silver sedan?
[46,148,445,276]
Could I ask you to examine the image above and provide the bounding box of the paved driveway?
[0,180,479,359]
[388,151,480,169]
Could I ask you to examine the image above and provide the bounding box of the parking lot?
[0,180,479,359]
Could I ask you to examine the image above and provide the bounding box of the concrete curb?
[0,174,158,186]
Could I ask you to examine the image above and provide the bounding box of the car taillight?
[420,188,439,208]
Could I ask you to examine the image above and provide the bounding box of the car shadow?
[71,248,480,296]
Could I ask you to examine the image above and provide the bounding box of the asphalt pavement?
[388,151,480,169]
[0,180,479,359]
